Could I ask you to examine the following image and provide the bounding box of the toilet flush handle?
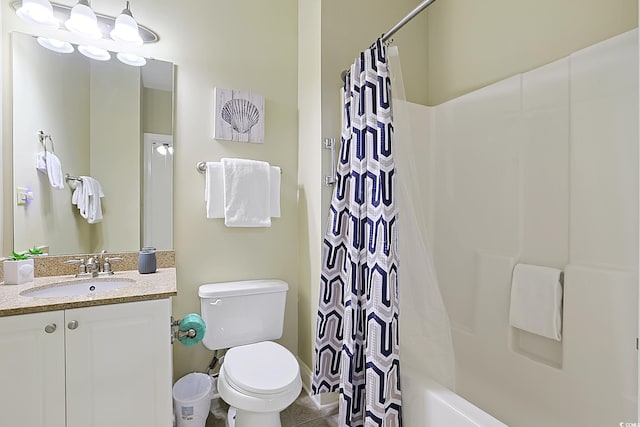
[209,299,222,305]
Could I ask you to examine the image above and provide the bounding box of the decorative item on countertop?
[138,246,157,274]
[171,314,206,346]
[28,246,46,256]
[3,252,34,285]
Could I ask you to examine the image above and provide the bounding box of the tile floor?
[205,391,338,427]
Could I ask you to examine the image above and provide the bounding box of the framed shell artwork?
[213,87,265,143]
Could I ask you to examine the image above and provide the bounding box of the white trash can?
[173,373,214,427]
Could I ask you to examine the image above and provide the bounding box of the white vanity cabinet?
[0,298,173,427]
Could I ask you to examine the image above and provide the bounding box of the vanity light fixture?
[16,0,58,28]
[155,143,173,156]
[14,0,158,66]
[78,44,110,61]
[37,36,74,53]
[13,1,158,42]
[65,0,102,39]
[110,1,143,46]
[117,52,146,67]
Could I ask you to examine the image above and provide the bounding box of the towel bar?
[196,161,282,174]
[64,173,83,183]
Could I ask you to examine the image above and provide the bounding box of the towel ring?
[38,130,55,153]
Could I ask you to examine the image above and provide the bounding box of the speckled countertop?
[0,268,177,317]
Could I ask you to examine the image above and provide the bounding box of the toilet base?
[227,406,282,427]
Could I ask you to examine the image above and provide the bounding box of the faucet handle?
[102,257,122,275]
[64,258,86,275]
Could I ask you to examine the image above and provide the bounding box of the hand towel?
[205,162,225,219]
[72,176,104,224]
[221,158,271,227]
[509,264,563,341]
[270,166,281,218]
[205,163,281,220]
[36,151,65,189]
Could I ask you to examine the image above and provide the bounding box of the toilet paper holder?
[170,315,206,346]
[171,318,196,342]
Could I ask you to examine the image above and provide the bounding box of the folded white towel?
[36,151,64,189]
[205,162,225,219]
[222,158,271,227]
[269,166,281,218]
[509,264,563,341]
[205,162,281,220]
[72,176,104,224]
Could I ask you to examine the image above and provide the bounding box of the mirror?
[11,32,174,256]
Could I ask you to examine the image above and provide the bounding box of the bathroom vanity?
[0,267,177,427]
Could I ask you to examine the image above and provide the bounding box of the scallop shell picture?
[214,88,265,143]
[221,99,260,133]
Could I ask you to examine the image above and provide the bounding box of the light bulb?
[65,0,102,39]
[110,2,143,45]
[78,45,111,61]
[16,0,59,28]
[155,144,173,156]
[37,37,74,53]
[117,52,146,67]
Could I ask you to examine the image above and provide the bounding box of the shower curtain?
[312,40,402,426]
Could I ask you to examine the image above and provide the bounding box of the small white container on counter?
[3,258,34,285]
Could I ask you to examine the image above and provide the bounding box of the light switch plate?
[16,187,33,205]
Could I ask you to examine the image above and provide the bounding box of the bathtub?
[402,367,507,427]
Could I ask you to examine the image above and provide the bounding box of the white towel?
[222,158,271,227]
[36,151,65,189]
[205,162,281,220]
[269,166,281,218]
[205,162,225,219]
[509,264,563,341]
[71,176,104,224]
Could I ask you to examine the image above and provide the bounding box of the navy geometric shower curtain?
[312,40,402,427]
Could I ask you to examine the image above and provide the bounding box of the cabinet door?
[0,310,66,427]
[65,299,173,427]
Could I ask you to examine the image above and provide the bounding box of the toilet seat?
[222,341,300,396]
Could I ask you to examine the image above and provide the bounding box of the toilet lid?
[223,341,300,395]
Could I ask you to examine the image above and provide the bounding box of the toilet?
[199,280,301,427]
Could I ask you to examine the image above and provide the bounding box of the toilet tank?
[198,280,288,350]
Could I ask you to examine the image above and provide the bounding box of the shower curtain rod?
[380,0,437,44]
[341,0,437,81]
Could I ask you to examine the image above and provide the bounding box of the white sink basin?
[20,278,135,298]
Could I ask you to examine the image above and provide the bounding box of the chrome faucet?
[86,257,100,276]
[64,252,122,277]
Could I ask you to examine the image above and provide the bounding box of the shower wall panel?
[411,29,638,426]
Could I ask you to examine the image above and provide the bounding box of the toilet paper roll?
[178,313,206,346]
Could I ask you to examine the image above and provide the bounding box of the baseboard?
[297,357,339,409]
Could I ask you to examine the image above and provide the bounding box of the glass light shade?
[37,37,74,53]
[65,2,102,39]
[156,145,167,155]
[78,45,111,61]
[117,52,146,67]
[155,144,173,156]
[110,13,143,45]
[16,0,59,28]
